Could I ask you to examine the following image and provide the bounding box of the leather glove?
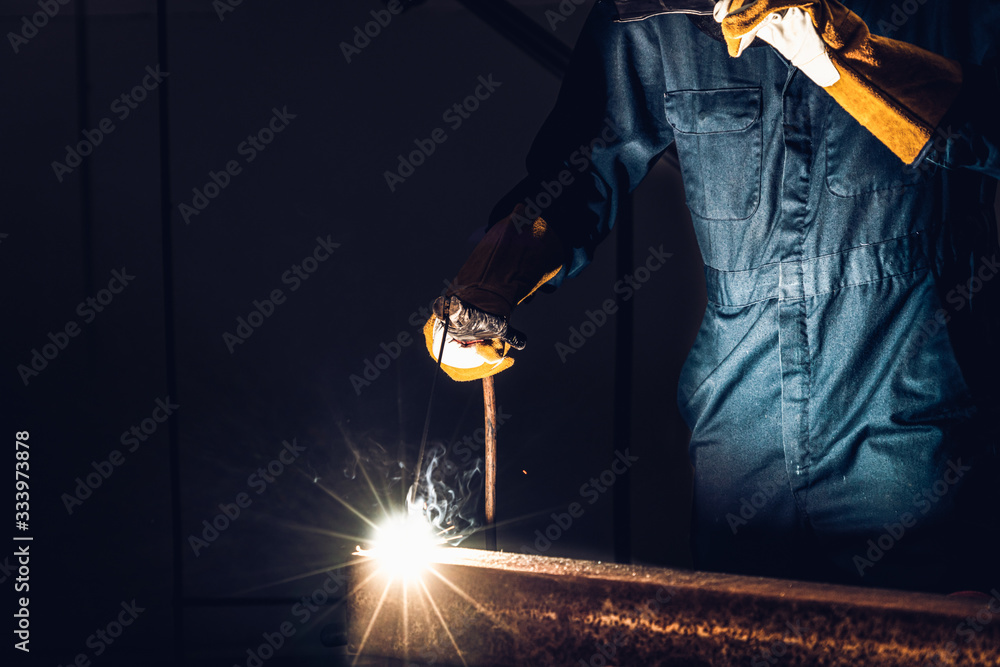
[714,2,839,85]
[424,204,564,382]
[432,295,527,349]
[715,0,963,165]
[422,307,516,383]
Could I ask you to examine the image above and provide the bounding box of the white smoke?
[408,443,483,545]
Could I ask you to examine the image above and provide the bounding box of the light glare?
[356,511,439,581]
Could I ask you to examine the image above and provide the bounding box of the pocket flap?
[665,87,761,134]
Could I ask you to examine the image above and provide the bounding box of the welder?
[425,0,1000,593]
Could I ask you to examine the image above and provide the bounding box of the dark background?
[9,1,997,665]
[2,0,706,664]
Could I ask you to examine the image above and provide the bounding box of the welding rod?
[483,375,497,550]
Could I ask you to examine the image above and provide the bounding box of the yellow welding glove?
[423,313,515,382]
[715,0,963,165]
[424,204,564,382]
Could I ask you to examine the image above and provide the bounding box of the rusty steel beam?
[347,548,1000,666]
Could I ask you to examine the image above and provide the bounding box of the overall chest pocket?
[664,87,762,222]
[825,101,930,197]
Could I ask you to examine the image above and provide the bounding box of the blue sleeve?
[492,0,675,281]
[916,0,1000,179]
[924,58,1000,180]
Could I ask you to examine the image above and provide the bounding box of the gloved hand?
[714,0,963,165]
[424,204,564,382]
[714,2,840,86]
[423,302,517,382]
[432,295,528,349]
[421,294,523,383]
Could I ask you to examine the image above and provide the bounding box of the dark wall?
[3,0,702,663]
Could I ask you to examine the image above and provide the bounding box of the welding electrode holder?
[432,295,527,351]
[423,205,563,382]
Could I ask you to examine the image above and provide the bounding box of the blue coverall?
[495,0,1000,591]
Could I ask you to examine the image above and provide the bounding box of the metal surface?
[482,376,497,551]
[349,547,1000,666]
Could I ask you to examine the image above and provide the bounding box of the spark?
[211,422,530,667]
[293,427,548,664]
[312,479,381,531]
[339,425,391,522]
[425,566,514,635]
[351,578,394,667]
[417,577,468,667]
[402,583,409,662]
[347,468,484,665]
[354,507,442,583]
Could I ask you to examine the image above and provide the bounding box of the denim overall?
[496,0,1000,591]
